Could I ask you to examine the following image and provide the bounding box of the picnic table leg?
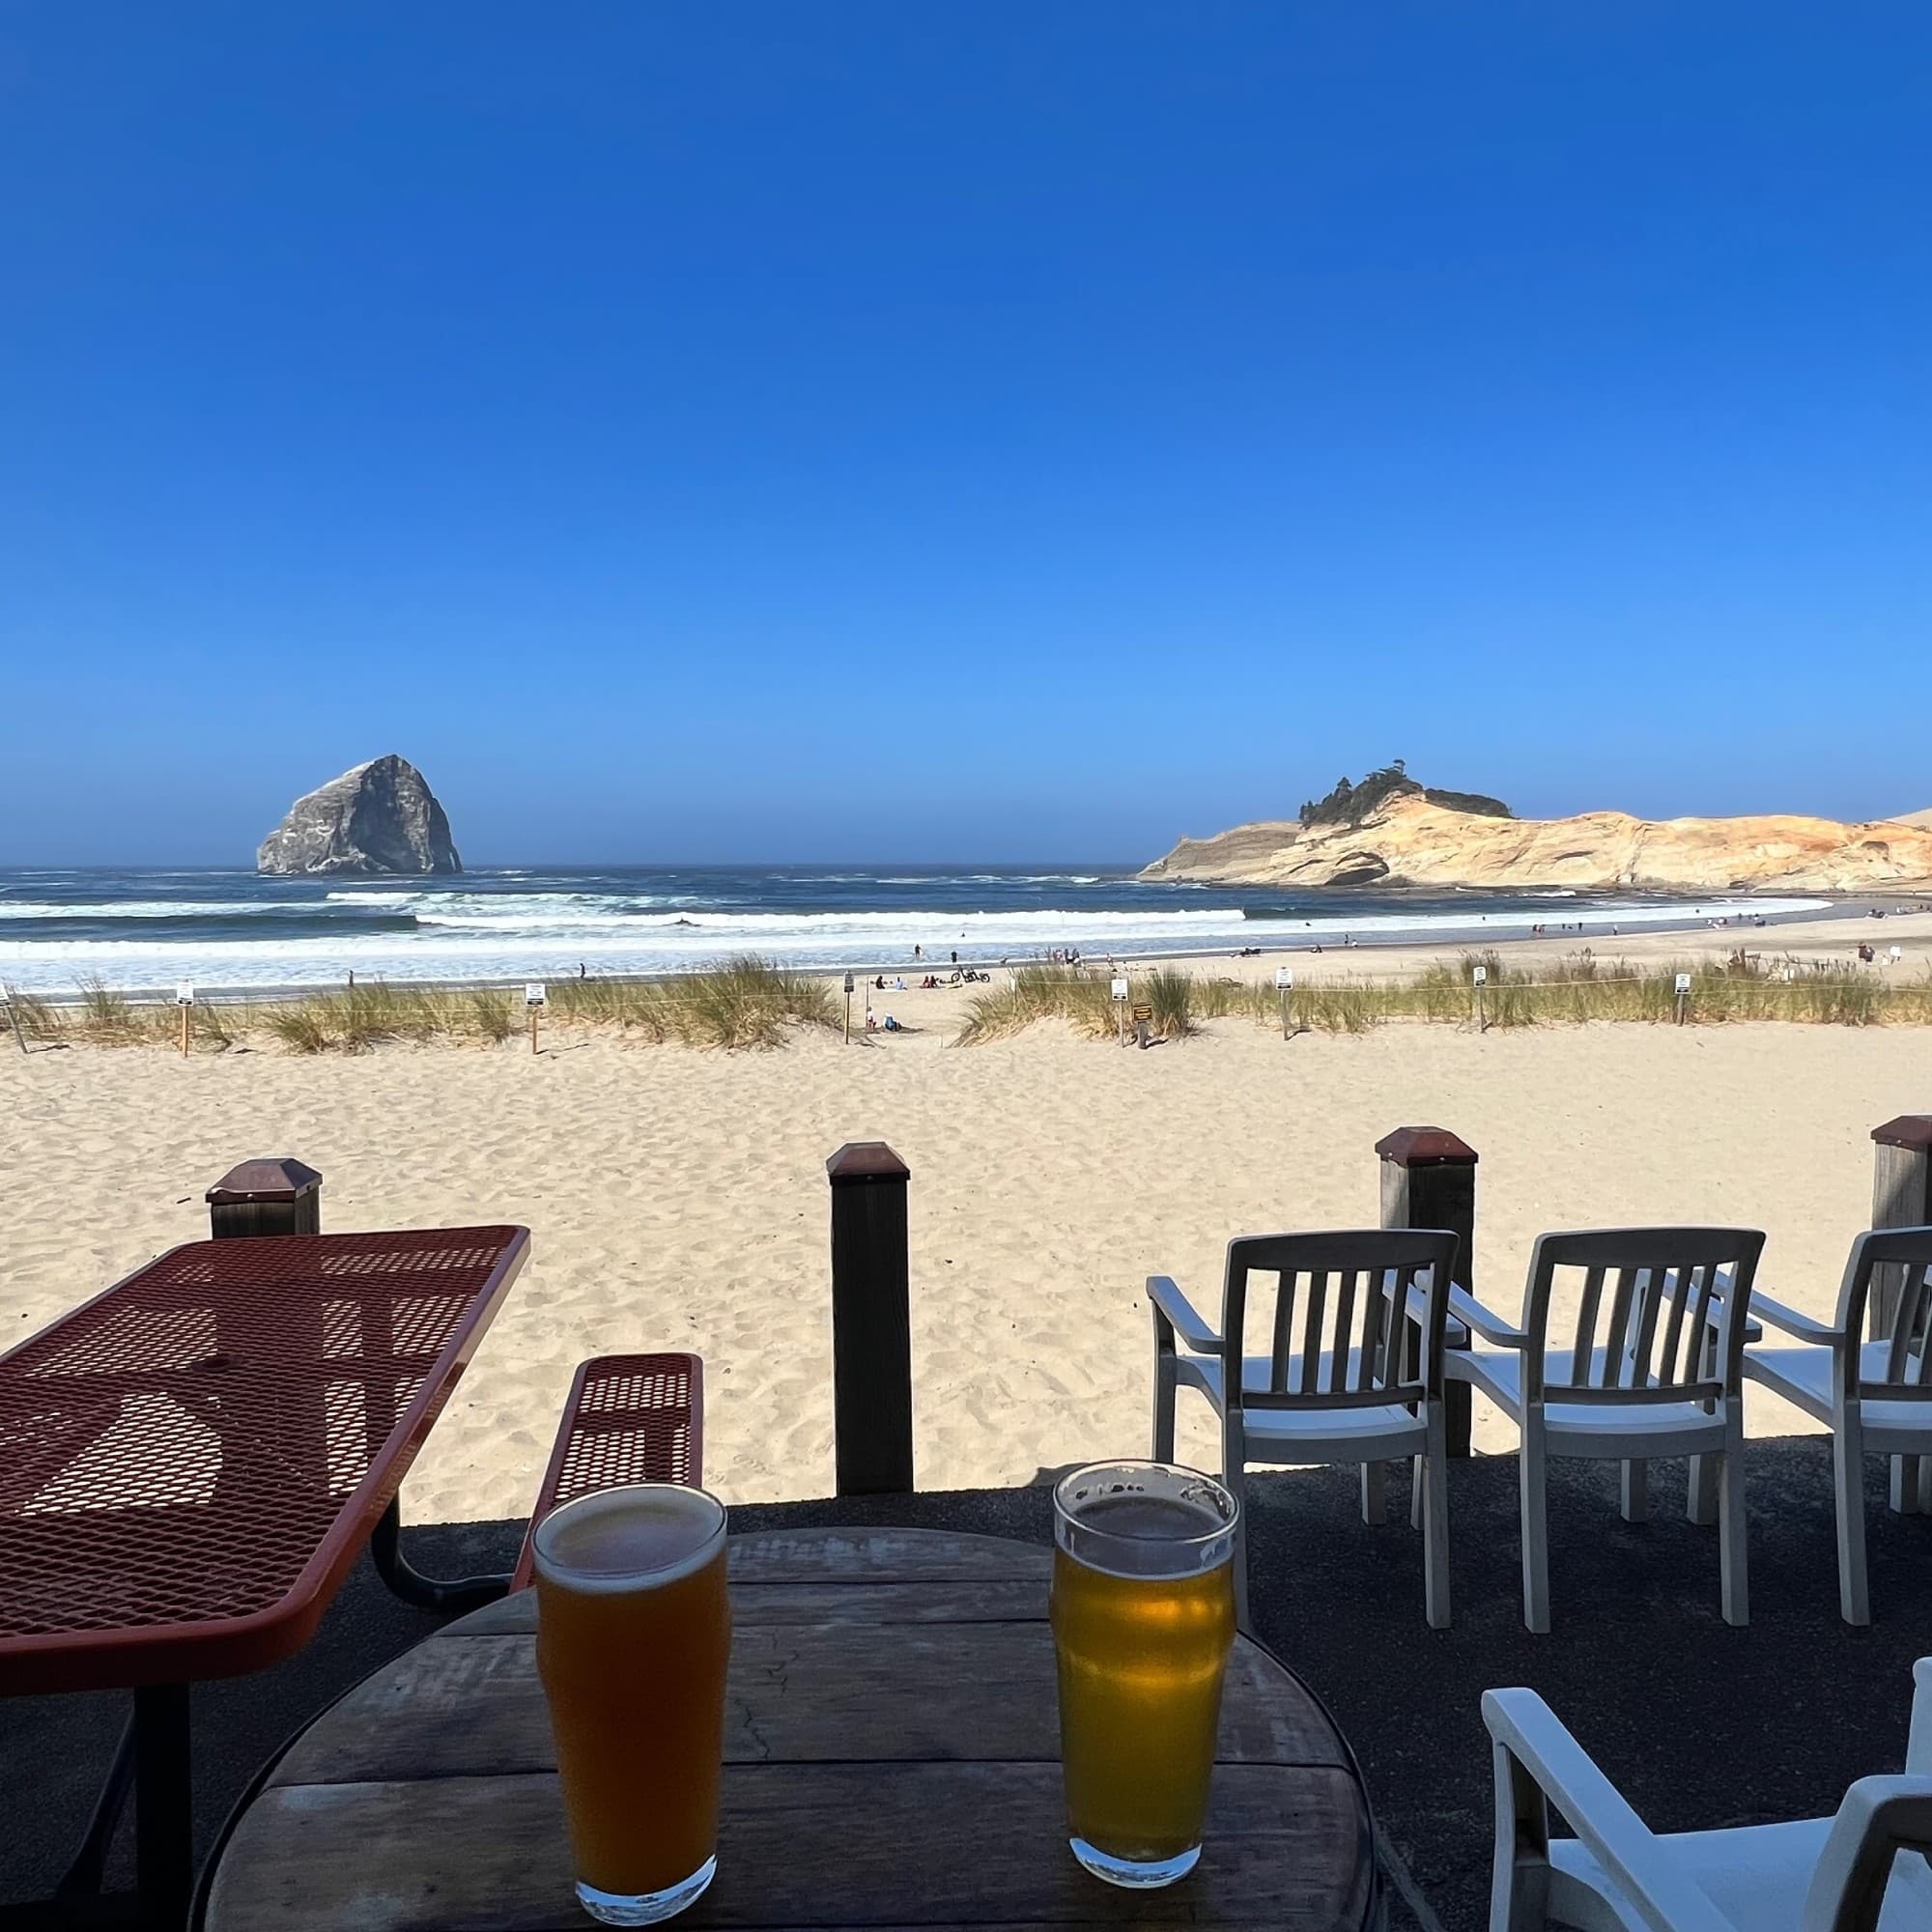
[134,1682,192,1928]
[369,1494,510,1613]
[54,1709,137,1898]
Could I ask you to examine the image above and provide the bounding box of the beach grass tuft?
[1145,966,1196,1039]
[468,991,519,1042]
[952,950,1931,1042]
[10,949,1929,1054]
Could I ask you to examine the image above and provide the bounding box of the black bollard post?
[827,1142,914,1494]
[206,1158,323,1239]
[1377,1126,1477,1457]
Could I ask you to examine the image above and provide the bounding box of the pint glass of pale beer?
[533,1485,731,1926]
[1050,1462,1237,1888]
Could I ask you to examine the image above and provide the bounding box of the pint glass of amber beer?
[533,1485,731,1926]
[1050,1462,1237,1888]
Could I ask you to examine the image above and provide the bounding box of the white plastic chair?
[1446,1227,1765,1633]
[1483,1658,1932,1931]
[1740,1227,1932,1626]
[1149,1227,1460,1628]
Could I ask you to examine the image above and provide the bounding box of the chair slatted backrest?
[1219,1229,1459,1414]
[1836,1228,1932,1406]
[1520,1227,1765,1406]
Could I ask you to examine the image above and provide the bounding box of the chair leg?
[1520,1424,1550,1634]
[1717,1434,1748,1627]
[1833,1427,1870,1627]
[1620,1459,1649,1523]
[1410,1452,1424,1530]
[1423,1408,1451,1630]
[1360,1460,1386,1526]
[1889,1454,1921,1516]
[1919,1454,1932,1516]
[1687,1334,1718,1524]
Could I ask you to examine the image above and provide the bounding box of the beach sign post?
[1675,971,1692,1027]
[1274,964,1293,1037]
[843,972,855,1045]
[175,982,194,1057]
[525,981,546,1055]
[1111,974,1129,1048]
[1471,962,1488,1033]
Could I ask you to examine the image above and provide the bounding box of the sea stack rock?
[257,755,462,876]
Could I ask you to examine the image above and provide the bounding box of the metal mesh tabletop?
[0,1225,529,1695]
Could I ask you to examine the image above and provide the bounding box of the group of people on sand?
[1856,941,1906,966]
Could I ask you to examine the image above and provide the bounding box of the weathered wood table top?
[203,1525,1377,1930]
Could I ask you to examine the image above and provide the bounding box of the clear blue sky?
[3,4,1926,865]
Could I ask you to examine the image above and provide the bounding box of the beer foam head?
[533,1484,726,1592]
[1054,1462,1237,1579]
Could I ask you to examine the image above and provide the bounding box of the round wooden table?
[203,1526,1377,1929]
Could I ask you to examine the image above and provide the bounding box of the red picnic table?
[0,1224,531,1928]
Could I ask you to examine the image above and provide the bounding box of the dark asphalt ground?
[5,1435,1931,1930]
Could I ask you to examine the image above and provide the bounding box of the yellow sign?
[1131,1004,1153,1022]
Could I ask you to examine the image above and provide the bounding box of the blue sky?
[2,4,1927,864]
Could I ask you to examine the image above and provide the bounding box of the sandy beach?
[1139,902,1932,984]
[5,901,1930,1529]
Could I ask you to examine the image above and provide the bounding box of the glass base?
[576,1854,716,1925]
[1069,1836,1201,1889]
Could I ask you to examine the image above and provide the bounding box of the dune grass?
[952,951,1932,1042]
[10,951,1927,1056]
[5,957,840,1055]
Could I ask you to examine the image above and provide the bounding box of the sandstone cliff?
[257,755,462,876]
[1141,793,1932,894]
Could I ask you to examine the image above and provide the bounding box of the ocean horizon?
[0,865,1833,996]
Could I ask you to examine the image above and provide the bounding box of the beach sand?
[6,907,1931,1527]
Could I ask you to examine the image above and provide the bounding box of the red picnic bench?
[510,1352,705,1589]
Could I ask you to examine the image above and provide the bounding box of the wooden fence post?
[827,1142,914,1495]
[206,1158,323,1239]
[1872,1116,1932,1514]
[1377,1126,1477,1457]
[1871,1117,1932,1336]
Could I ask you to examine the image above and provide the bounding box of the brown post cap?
[1375,1126,1478,1168]
[1873,1117,1932,1152]
[827,1142,910,1185]
[206,1157,324,1206]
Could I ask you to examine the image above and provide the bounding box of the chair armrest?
[1484,1689,1738,1932]
[1382,1273,1470,1349]
[1804,1775,1932,1932]
[1694,1270,1762,1345]
[1147,1276,1220,1352]
[1450,1284,1529,1349]
[1906,1659,1932,1774]
[1750,1292,1843,1346]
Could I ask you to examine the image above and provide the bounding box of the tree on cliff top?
[1298,766,1512,828]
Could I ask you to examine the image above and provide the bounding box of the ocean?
[0,867,1832,997]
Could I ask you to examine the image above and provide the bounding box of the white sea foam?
[0,900,337,920]
[0,896,1833,992]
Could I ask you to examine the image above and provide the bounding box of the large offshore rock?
[257,755,462,876]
